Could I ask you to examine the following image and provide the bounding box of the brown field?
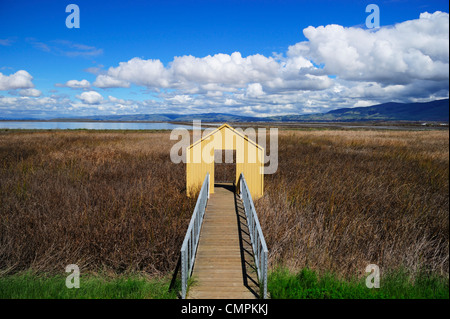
[0,131,196,276]
[0,129,448,279]
[258,130,449,278]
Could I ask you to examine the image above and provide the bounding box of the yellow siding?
[186,124,264,199]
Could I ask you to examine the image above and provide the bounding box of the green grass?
[268,268,449,299]
[0,271,178,299]
[2,268,448,299]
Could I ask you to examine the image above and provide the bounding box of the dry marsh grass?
[256,130,449,278]
[0,131,195,276]
[0,129,448,281]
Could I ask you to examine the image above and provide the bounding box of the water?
[1,121,445,131]
[0,121,194,130]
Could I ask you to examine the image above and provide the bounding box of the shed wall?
[186,125,263,199]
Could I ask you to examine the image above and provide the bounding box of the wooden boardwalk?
[187,183,259,299]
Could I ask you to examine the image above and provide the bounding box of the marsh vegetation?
[0,129,448,297]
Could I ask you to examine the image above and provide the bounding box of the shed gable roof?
[187,123,263,151]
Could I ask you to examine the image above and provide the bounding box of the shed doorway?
[214,149,236,185]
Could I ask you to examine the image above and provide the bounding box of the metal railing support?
[180,173,210,299]
[239,173,269,299]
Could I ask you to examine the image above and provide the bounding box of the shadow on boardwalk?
[184,183,260,299]
[233,187,260,298]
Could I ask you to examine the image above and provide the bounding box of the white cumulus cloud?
[93,51,331,92]
[246,83,265,97]
[0,70,35,91]
[290,11,449,84]
[93,74,130,88]
[18,88,42,97]
[76,91,103,104]
[65,79,91,89]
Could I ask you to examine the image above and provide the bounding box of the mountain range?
[270,99,449,122]
[12,98,449,123]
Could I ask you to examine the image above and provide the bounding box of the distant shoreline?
[0,119,448,131]
[0,119,448,125]
[0,119,217,126]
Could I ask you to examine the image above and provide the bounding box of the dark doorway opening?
[214,149,236,184]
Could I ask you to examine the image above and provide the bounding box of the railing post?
[181,250,186,299]
[207,173,210,199]
[263,250,268,299]
[239,173,243,199]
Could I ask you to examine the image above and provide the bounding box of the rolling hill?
[273,99,449,122]
[49,99,449,123]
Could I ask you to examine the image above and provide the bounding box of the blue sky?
[0,0,449,119]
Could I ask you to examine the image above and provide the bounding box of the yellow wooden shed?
[186,123,264,199]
